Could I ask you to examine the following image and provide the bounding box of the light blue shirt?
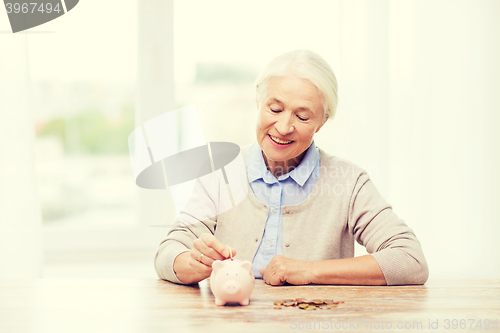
[246,140,321,278]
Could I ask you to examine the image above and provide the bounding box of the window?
[31,0,140,251]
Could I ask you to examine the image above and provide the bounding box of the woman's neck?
[262,149,307,179]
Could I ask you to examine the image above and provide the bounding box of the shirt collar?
[246,140,319,186]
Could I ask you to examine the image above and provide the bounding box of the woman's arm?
[261,171,428,286]
[310,255,386,285]
[260,254,386,286]
[154,171,227,284]
[348,173,429,285]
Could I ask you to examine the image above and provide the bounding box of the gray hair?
[254,50,339,123]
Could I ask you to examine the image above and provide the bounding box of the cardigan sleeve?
[154,171,224,284]
[348,171,429,285]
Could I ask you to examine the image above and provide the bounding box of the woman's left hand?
[260,255,314,286]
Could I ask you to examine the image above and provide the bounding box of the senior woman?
[154,50,428,286]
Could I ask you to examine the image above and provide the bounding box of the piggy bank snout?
[222,280,241,295]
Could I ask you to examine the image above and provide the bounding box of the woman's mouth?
[268,134,293,145]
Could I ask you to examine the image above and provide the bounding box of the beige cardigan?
[154,144,429,285]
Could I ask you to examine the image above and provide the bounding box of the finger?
[262,267,271,285]
[193,238,225,262]
[260,267,268,284]
[201,233,229,258]
[201,234,237,259]
[189,249,211,267]
[189,256,212,276]
[265,272,274,286]
[225,246,237,259]
[269,271,286,286]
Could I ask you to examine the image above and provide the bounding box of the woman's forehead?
[264,76,324,111]
[267,75,320,96]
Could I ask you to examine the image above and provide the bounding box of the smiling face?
[255,75,327,164]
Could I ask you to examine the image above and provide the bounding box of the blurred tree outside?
[36,103,134,155]
[34,81,137,226]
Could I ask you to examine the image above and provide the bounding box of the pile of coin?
[273,298,344,310]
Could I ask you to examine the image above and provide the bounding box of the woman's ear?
[315,114,329,133]
[255,85,260,107]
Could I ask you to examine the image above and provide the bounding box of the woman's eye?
[298,116,308,121]
[270,109,281,113]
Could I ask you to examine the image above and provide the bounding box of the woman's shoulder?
[317,148,368,182]
[238,142,257,163]
[239,143,254,155]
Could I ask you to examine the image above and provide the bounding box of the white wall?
[0,35,43,278]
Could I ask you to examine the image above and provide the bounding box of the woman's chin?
[262,147,288,162]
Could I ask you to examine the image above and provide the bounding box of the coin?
[273,298,343,309]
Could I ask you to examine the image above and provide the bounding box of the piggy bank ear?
[240,261,252,272]
[212,260,224,274]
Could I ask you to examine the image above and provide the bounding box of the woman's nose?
[275,113,294,136]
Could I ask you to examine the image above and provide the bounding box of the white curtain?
[315,0,500,278]
[0,35,43,278]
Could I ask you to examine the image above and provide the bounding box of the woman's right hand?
[174,234,236,284]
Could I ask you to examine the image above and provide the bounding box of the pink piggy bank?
[210,259,255,306]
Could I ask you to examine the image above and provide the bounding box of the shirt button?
[268,242,273,247]
[272,209,277,214]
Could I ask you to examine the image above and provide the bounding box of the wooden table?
[0,279,499,333]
